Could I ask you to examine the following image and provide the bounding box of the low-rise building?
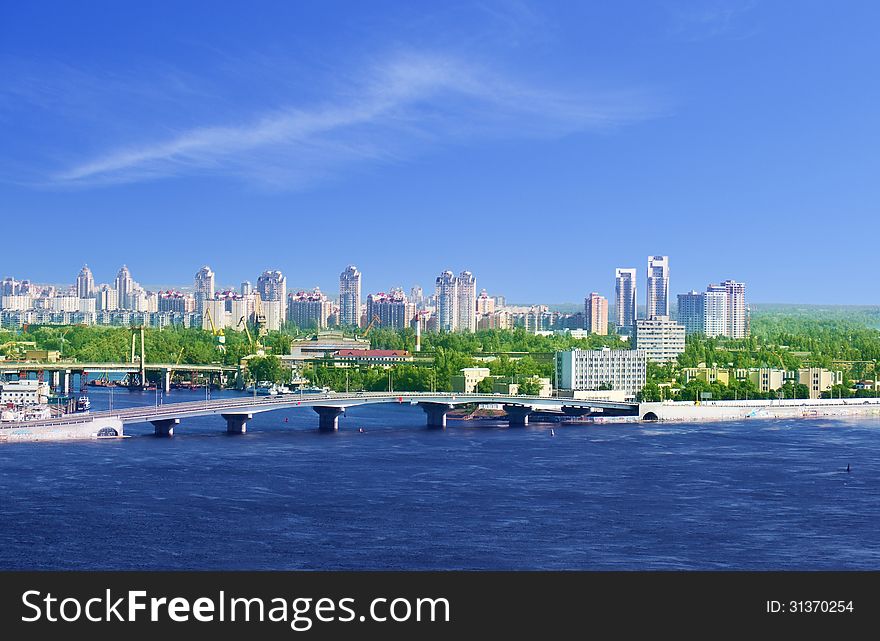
[0,379,50,405]
[451,367,492,393]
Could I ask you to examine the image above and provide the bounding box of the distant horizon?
[6,272,880,309]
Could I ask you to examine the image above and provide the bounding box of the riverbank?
[639,398,880,422]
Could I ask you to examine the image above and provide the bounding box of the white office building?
[633,316,686,363]
[556,348,647,398]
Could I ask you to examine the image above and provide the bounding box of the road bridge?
[0,362,238,393]
[1,392,640,436]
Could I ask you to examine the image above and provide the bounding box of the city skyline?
[1,2,879,304]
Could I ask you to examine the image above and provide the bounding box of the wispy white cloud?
[665,0,759,42]
[48,51,663,189]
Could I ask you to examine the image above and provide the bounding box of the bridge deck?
[0,392,639,430]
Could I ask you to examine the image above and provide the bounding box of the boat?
[245,382,281,396]
[297,385,330,394]
[76,396,91,412]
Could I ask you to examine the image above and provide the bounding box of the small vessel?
[76,396,91,412]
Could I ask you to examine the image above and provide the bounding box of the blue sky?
[1,1,878,303]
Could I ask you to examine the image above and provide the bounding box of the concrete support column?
[313,406,345,431]
[503,404,532,426]
[151,418,180,437]
[162,369,171,394]
[222,412,252,435]
[51,371,60,391]
[420,402,454,429]
[63,370,71,395]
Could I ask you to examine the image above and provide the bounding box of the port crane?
[362,314,382,336]
[253,294,268,338]
[237,316,266,356]
[203,308,226,352]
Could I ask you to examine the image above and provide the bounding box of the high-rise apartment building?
[288,288,333,329]
[456,271,477,333]
[256,270,287,322]
[76,265,95,299]
[410,286,424,309]
[476,289,495,315]
[677,291,705,335]
[614,268,637,330]
[96,284,118,311]
[339,265,362,328]
[646,256,669,319]
[678,280,748,338]
[115,265,134,310]
[1,277,19,296]
[722,280,748,339]
[435,270,458,332]
[584,292,609,335]
[194,265,215,316]
[366,289,414,330]
[703,285,728,338]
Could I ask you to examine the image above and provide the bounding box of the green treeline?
[3,308,880,398]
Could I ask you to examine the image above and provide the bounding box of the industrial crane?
[203,307,226,352]
[237,316,266,356]
[253,294,268,337]
[363,314,382,336]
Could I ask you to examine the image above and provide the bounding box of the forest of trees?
[2,307,880,397]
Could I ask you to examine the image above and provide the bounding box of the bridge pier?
[162,369,171,394]
[62,369,71,395]
[314,406,345,431]
[503,404,532,426]
[222,412,252,434]
[151,418,180,437]
[419,402,454,429]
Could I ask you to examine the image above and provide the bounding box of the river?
[0,387,877,569]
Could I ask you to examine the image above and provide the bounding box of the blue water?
[1,388,878,570]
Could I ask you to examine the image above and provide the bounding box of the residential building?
[95,285,118,311]
[457,271,477,332]
[477,309,512,330]
[633,316,686,363]
[646,255,669,319]
[366,288,414,330]
[476,289,495,315]
[194,266,215,316]
[677,291,705,335]
[584,292,608,335]
[614,268,637,330]
[435,270,458,332]
[115,265,134,310]
[256,270,287,322]
[76,265,95,299]
[556,348,647,398]
[158,290,189,314]
[288,288,333,329]
[338,265,362,328]
[703,285,728,337]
